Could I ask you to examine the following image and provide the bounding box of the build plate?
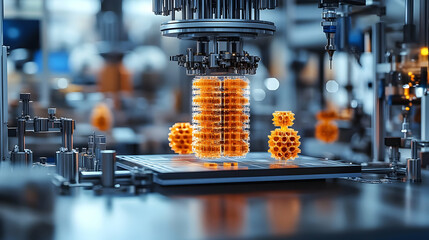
[116,152,361,186]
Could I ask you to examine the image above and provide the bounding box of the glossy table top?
[55,171,429,240]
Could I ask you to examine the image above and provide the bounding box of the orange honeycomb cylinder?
[168,122,193,154]
[192,76,250,159]
[268,111,301,160]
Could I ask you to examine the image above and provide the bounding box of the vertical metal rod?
[40,0,50,108]
[254,0,260,20]
[405,0,413,25]
[182,0,186,19]
[216,0,221,18]
[17,119,25,152]
[0,0,2,46]
[241,0,245,19]
[245,0,251,20]
[235,0,242,19]
[318,53,325,109]
[0,0,8,161]
[187,0,192,19]
[197,0,202,18]
[419,0,427,45]
[372,22,386,162]
[67,120,74,151]
[202,0,206,18]
[423,93,429,150]
[421,0,429,150]
[213,37,218,54]
[171,0,176,20]
[62,119,74,151]
[228,0,233,18]
[1,46,6,161]
[209,0,213,18]
[222,0,226,18]
[411,140,418,159]
[153,0,162,14]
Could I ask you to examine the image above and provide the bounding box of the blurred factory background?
[3,1,429,240]
[4,0,411,163]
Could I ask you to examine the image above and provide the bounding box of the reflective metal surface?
[55,171,429,240]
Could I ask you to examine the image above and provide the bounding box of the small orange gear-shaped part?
[168,122,193,154]
[315,121,339,143]
[273,111,295,128]
[268,111,301,160]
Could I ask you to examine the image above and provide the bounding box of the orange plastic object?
[168,122,193,154]
[268,111,301,160]
[315,121,339,143]
[203,162,218,168]
[223,162,238,167]
[273,111,295,128]
[90,103,113,132]
[192,76,250,159]
[316,110,338,122]
[315,110,339,143]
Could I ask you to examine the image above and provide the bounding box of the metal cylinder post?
[372,22,386,162]
[95,135,106,168]
[17,119,26,152]
[56,150,79,183]
[407,140,422,182]
[62,119,74,151]
[407,158,422,182]
[101,150,116,187]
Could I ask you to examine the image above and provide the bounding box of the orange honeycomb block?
[168,122,193,154]
[223,141,249,157]
[192,76,250,159]
[315,121,339,143]
[272,111,295,129]
[268,128,301,160]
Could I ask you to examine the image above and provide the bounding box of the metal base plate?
[161,19,276,40]
[117,152,361,186]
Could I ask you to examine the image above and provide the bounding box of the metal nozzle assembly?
[321,7,337,69]
[152,0,277,76]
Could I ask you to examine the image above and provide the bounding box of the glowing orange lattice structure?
[315,110,339,143]
[273,111,295,128]
[192,76,250,159]
[268,111,301,160]
[315,121,339,143]
[168,122,193,154]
